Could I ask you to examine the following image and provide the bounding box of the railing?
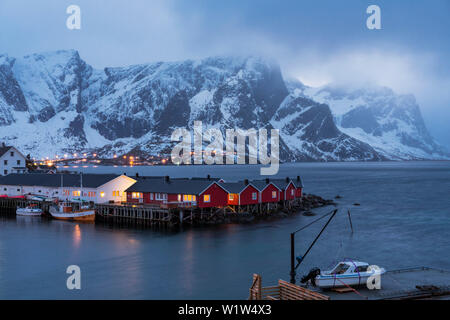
[249,274,329,300]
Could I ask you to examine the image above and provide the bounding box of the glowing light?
[73,153,77,157]
[100,192,105,198]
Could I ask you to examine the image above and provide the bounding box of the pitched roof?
[0,173,121,188]
[218,181,257,194]
[251,180,282,191]
[125,177,223,195]
[0,146,12,158]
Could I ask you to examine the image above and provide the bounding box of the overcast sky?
[1,0,449,147]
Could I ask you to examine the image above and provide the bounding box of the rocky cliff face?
[293,82,449,159]
[0,49,444,161]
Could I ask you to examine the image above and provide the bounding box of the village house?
[0,144,28,176]
[219,180,261,206]
[125,175,304,209]
[0,173,136,203]
[125,176,229,208]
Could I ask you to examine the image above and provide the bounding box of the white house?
[0,145,28,176]
[0,173,137,203]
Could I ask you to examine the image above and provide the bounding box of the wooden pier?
[0,195,328,227]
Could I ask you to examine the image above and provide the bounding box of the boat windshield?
[331,263,350,274]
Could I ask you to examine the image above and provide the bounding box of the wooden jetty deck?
[250,267,450,300]
[310,267,450,300]
[0,196,313,227]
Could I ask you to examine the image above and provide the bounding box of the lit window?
[131,192,142,199]
[178,194,181,201]
[193,195,196,202]
[203,194,210,203]
[252,192,257,200]
[150,193,154,200]
[187,195,192,201]
[272,191,277,199]
[229,194,234,201]
[100,192,105,198]
[73,191,81,197]
[183,195,188,201]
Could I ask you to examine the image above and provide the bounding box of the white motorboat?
[16,204,43,216]
[302,260,386,288]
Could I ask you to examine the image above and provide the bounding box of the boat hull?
[50,209,96,222]
[316,269,386,288]
[16,208,43,216]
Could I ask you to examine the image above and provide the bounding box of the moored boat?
[49,201,95,222]
[302,260,386,289]
[16,204,43,216]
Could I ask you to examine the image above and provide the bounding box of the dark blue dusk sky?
[0,0,449,146]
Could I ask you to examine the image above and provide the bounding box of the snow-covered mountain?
[0,50,444,161]
[288,80,449,160]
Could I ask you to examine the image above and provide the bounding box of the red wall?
[199,183,228,208]
[261,184,280,203]
[285,183,296,200]
[295,187,303,198]
[239,185,260,205]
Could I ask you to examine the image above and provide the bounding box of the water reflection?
[73,224,81,248]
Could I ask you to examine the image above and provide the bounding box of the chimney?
[286,177,290,183]
[123,172,127,176]
[297,176,300,182]
[207,174,211,180]
[165,175,170,182]
[244,179,249,185]
[265,178,270,184]
[136,173,139,178]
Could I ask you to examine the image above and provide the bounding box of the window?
[193,195,196,202]
[291,189,294,196]
[354,265,369,273]
[63,190,70,196]
[17,160,21,165]
[3,170,7,175]
[100,192,105,198]
[112,191,120,197]
[17,189,20,192]
[131,192,142,199]
[155,193,166,201]
[10,151,14,157]
[88,192,96,197]
[203,194,210,203]
[73,191,81,197]
[331,263,350,275]
[252,192,257,200]
[177,194,181,201]
[228,194,234,201]
[3,188,6,191]
[150,193,154,200]
[4,160,7,165]
[272,191,277,199]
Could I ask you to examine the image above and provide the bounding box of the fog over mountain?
[0,50,447,161]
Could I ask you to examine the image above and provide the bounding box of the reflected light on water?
[73,224,81,247]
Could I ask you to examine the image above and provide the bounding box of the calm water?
[0,162,449,299]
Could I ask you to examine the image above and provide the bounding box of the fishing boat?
[306,260,386,288]
[16,204,43,216]
[49,201,95,221]
[49,173,95,222]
